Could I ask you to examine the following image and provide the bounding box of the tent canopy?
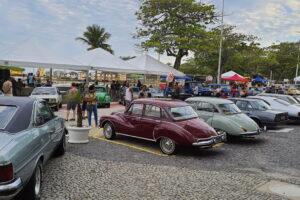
[221,71,248,82]
[0,38,86,71]
[75,48,144,74]
[126,54,185,76]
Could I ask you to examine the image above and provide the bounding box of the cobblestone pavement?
[39,104,299,199]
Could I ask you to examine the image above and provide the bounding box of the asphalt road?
[39,104,300,199]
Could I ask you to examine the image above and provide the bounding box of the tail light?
[0,163,14,182]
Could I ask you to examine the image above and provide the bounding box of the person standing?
[81,81,89,119]
[2,78,13,96]
[137,80,142,89]
[125,83,133,107]
[65,83,78,121]
[16,78,24,96]
[85,85,98,127]
[172,82,180,99]
[138,85,146,98]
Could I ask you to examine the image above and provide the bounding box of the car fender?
[207,116,243,135]
[153,122,195,145]
[100,114,134,132]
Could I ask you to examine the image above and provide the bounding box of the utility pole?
[217,0,225,84]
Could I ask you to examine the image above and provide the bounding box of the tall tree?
[76,24,114,54]
[135,0,216,70]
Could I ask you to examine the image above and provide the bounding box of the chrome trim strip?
[117,133,156,142]
[0,178,22,192]
[240,130,260,136]
[192,133,226,146]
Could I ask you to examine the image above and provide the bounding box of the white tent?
[0,38,86,71]
[126,54,185,76]
[76,48,144,74]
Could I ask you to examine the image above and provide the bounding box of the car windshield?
[32,87,57,95]
[274,98,291,106]
[149,88,162,93]
[0,105,17,129]
[251,100,271,110]
[169,106,198,121]
[218,103,241,115]
[95,87,106,93]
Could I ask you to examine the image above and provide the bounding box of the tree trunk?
[77,103,83,127]
[173,55,182,70]
[173,49,188,70]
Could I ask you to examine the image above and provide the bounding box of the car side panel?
[207,116,243,136]
[100,114,135,134]
[153,121,195,146]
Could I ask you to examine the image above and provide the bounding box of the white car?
[248,96,300,121]
[30,87,62,111]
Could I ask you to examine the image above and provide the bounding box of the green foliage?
[180,25,299,81]
[135,0,217,69]
[76,24,114,54]
[120,56,136,61]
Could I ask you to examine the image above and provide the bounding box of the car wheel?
[105,103,110,108]
[252,118,262,128]
[59,103,62,108]
[103,122,116,140]
[54,130,66,156]
[24,161,43,200]
[159,137,176,155]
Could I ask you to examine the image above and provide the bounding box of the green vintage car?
[95,85,111,108]
[186,97,261,137]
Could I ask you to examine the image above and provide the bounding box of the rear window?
[0,106,17,129]
[169,106,198,121]
[31,87,57,95]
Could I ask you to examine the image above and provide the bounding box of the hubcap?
[161,138,175,154]
[35,166,41,196]
[104,124,112,138]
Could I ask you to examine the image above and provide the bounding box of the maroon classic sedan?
[99,99,226,155]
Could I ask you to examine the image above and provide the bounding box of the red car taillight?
[0,163,14,182]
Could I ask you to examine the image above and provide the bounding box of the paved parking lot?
[40,104,300,199]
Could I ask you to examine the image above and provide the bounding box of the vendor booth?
[221,71,248,82]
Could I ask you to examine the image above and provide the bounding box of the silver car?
[248,96,300,121]
[258,93,300,105]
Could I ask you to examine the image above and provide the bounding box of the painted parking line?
[267,128,294,133]
[89,128,167,157]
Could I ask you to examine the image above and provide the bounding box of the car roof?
[0,97,35,133]
[229,98,262,102]
[33,86,57,89]
[248,96,276,101]
[186,97,233,104]
[260,93,292,98]
[133,98,188,107]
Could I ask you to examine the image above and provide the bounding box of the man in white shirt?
[125,83,133,107]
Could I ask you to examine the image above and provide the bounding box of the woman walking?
[85,85,98,127]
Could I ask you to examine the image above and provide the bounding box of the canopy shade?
[221,71,248,82]
[0,38,87,71]
[126,54,185,76]
[76,48,144,74]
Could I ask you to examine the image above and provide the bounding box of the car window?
[0,106,17,129]
[95,87,106,93]
[169,106,198,121]
[236,100,248,110]
[218,103,241,115]
[144,105,161,118]
[35,102,54,125]
[129,103,143,116]
[198,102,218,112]
[274,98,290,106]
[32,87,57,95]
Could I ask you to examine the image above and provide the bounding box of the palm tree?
[76,24,114,54]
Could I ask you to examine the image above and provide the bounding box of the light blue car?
[0,97,66,199]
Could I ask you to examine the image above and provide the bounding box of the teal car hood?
[0,131,13,151]
[226,113,259,131]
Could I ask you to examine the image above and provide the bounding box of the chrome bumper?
[0,178,22,199]
[240,129,261,136]
[192,133,226,147]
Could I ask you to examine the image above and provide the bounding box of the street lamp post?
[217,0,225,84]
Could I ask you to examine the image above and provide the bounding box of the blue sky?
[0,0,300,64]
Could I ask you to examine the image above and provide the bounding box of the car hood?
[0,132,13,151]
[176,118,218,138]
[226,113,259,131]
[30,94,58,99]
